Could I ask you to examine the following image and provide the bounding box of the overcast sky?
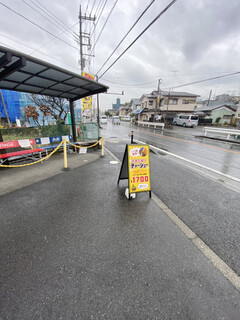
[1,0,240,110]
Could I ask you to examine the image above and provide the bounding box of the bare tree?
[24,105,40,126]
[29,94,69,123]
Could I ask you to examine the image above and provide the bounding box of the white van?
[100,115,107,124]
[173,114,199,127]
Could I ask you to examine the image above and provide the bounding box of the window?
[223,115,233,119]
[183,99,196,104]
[149,100,153,106]
[169,99,178,105]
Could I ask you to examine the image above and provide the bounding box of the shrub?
[215,117,221,124]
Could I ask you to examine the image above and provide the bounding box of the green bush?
[215,117,221,124]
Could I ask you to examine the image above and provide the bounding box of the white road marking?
[135,139,240,183]
[105,145,240,292]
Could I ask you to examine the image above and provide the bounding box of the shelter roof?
[0,45,108,101]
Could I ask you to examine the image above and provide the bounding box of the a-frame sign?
[118,144,151,198]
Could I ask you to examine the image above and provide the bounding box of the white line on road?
[105,145,240,292]
[135,139,240,183]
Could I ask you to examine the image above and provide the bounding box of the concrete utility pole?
[157,79,162,109]
[79,5,95,72]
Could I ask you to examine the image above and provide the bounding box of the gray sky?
[1,0,240,110]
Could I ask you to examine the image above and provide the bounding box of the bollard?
[131,131,134,144]
[63,139,68,169]
[101,138,104,157]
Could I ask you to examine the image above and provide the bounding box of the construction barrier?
[0,138,104,169]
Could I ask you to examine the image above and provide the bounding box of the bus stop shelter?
[0,45,108,141]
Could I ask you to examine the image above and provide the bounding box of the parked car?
[100,115,107,124]
[122,116,131,122]
[112,116,120,125]
[173,114,199,127]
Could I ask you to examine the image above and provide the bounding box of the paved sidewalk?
[0,150,240,319]
[0,151,100,196]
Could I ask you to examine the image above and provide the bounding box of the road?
[102,121,240,180]
[102,121,240,277]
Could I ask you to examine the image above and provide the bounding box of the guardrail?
[203,127,240,139]
[137,121,165,130]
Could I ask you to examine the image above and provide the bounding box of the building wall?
[211,108,235,124]
[141,96,157,109]
[160,97,197,112]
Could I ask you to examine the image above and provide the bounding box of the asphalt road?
[1,150,240,319]
[102,122,240,278]
[102,122,240,179]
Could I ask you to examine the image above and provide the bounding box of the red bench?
[0,139,44,165]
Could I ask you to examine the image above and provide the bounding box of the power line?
[98,0,178,79]
[88,0,118,62]
[0,2,79,51]
[30,22,79,54]
[96,0,156,76]
[89,0,108,39]
[22,0,78,43]
[0,33,81,71]
[172,71,240,90]
[31,0,78,39]
[101,77,156,87]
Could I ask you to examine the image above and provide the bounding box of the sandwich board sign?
[118,144,151,199]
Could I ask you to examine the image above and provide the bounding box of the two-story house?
[136,91,200,122]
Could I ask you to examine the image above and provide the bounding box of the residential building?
[119,106,131,117]
[196,101,237,125]
[129,98,141,113]
[135,90,199,122]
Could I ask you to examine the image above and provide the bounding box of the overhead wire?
[172,71,240,90]
[30,0,79,39]
[96,0,156,76]
[89,0,108,39]
[87,0,118,65]
[98,0,178,79]
[0,2,79,51]
[30,22,79,54]
[22,0,78,43]
[0,33,81,72]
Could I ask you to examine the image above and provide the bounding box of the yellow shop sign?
[118,144,151,198]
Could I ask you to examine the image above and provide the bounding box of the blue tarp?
[0,90,21,122]
[134,108,144,114]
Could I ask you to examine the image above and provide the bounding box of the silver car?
[173,114,199,127]
[112,116,120,125]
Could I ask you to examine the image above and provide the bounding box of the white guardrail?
[137,121,165,130]
[203,127,240,139]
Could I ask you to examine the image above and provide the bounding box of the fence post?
[63,139,68,169]
[101,138,104,157]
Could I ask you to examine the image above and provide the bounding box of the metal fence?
[1,123,99,142]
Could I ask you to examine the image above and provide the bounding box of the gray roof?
[0,45,108,101]
[152,90,200,97]
[196,101,237,112]
[130,98,141,105]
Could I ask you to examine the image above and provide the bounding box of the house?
[129,98,141,113]
[195,101,237,125]
[107,109,118,116]
[119,106,131,117]
[135,91,200,122]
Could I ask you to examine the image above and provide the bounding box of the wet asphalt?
[0,149,240,319]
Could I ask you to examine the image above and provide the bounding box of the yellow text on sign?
[128,145,151,193]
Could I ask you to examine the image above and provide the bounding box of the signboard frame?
[118,144,151,199]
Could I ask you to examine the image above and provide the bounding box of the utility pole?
[79,5,95,72]
[157,79,162,109]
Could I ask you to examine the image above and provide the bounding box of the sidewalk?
[0,150,239,319]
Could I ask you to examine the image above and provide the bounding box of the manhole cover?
[109,161,119,165]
